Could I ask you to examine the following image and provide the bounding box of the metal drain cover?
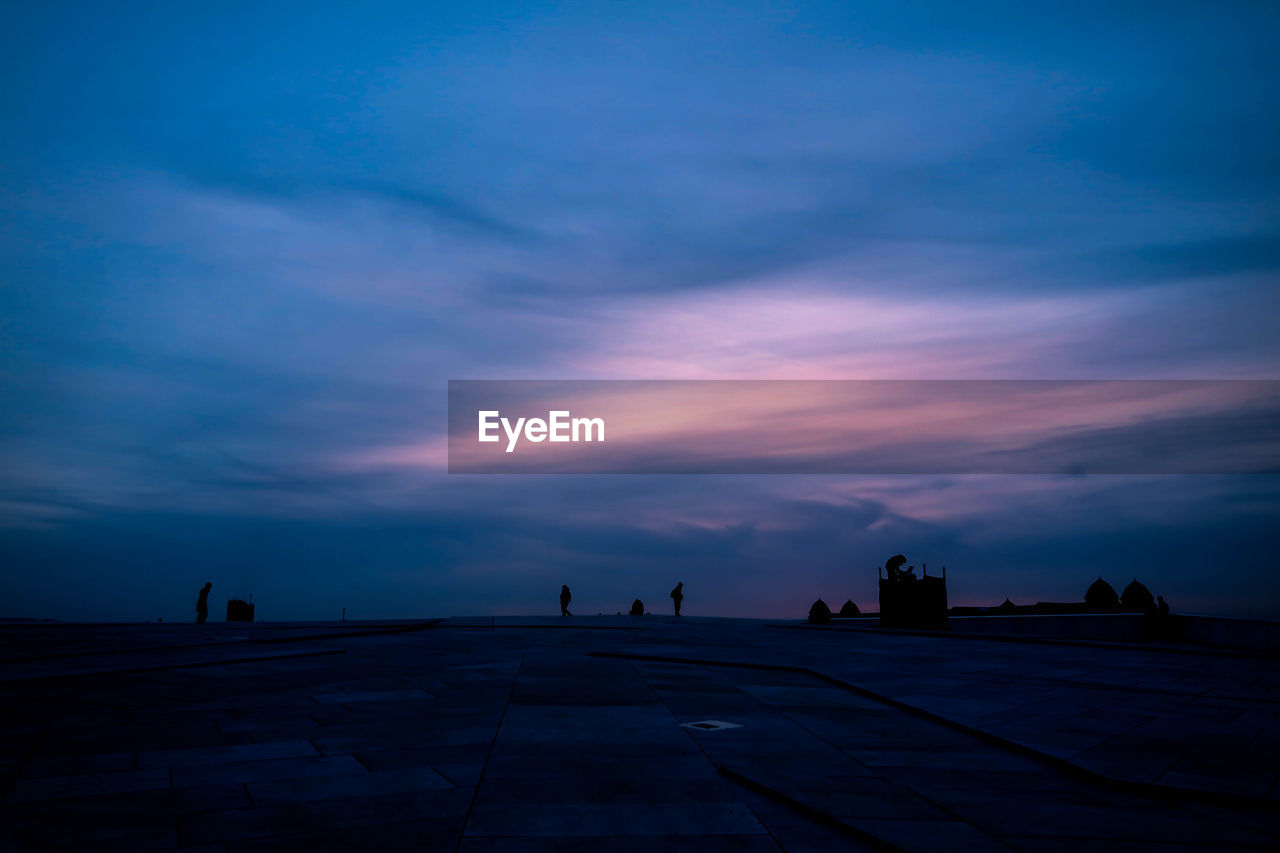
[681,719,743,731]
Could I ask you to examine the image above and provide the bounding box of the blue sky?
[1,1,1278,620]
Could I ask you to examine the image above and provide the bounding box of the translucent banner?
[447,380,1280,474]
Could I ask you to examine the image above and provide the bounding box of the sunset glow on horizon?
[2,1,1278,622]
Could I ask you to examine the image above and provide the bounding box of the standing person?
[670,582,684,617]
[559,584,572,617]
[195,582,212,624]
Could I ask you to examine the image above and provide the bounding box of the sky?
[1,1,1278,621]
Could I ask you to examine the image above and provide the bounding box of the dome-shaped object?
[808,598,832,624]
[838,599,861,618]
[629,598,645,616]
[1121,579,1155,611]
[1084,577,1119,609]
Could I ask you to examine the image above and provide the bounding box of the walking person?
[560,584,572,617]
[195,582,212,624]
[670,582,684,617]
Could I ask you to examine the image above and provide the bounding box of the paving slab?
[5,767,171,803]
[172,753,366,788]
[3,617,1279,851]
[463,801,769,836]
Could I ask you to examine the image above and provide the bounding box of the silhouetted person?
[1158,595,1170,617]
[559,585,572,617]
[630,598,645,616]
[670,582,683,617]
[885,554,907,581]
[195,582,212,624]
